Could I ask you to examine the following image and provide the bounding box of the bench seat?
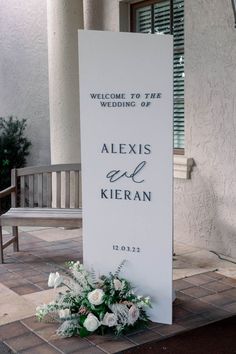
[0,208,82,228]
[0,163,82,262]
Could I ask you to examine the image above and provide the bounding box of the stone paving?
[0,227,236,353]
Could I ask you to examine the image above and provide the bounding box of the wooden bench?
[0,164,82,263]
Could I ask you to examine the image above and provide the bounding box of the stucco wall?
[0,0,50,165]
[174,0,236,257]
[1,0,236,258]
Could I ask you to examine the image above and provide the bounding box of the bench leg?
[13,226,19,252]
[0,226,4,263]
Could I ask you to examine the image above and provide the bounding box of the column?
[47,0,83,165]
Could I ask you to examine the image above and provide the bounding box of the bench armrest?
[0,186,16,199]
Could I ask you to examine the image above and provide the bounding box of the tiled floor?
[0,227,236,353]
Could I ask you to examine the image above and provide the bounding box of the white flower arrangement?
[36,260,151,338]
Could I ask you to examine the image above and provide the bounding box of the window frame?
[130,0,184,155]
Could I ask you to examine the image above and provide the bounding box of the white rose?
[128,305,140,325]
[87,289,104,306]
[83,313,100,332]
[113,278,122,291]
[102,312,118,327]
[59,308,71,319]
[48,272,63,288]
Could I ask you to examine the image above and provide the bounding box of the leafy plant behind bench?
[0,116,31,212]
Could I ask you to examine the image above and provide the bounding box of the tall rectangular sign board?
[79,30,173,324]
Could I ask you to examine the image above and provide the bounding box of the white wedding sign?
[79,30,173,324]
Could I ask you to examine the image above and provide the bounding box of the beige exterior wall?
[1,0,236,257]
[0,0,50,166]
[175,0,236,258]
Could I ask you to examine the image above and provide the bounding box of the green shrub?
[0,116,31,210]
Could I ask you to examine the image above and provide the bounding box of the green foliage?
[0,116,31,208]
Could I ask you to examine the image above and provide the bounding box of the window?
[131,0,185,152]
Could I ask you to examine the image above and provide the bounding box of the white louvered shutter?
[134,0,184,150]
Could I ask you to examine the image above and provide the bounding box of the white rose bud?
[87,289,104,306]
[128,305,140,325]
[48,272,56,287]
[59,308,71,319]
[48,272,63,288]
[54,272,63,288]
[102,312,118,327]
[83,313,100,332]
[113,278,122,291]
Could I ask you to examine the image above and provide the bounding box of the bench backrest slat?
[37,174,43,208]
[74,171,80,208]
[47,173,52,208]
[11,169,17,207]
[65,171,70,208]
[29,175,34,207]
[20,176,26,207]
[56,171,61,208]
[16,163,81,176]
[13,164,81,209]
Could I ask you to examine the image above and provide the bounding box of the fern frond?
[109,303,129,325]
[114,260,126,277]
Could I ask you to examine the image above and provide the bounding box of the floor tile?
[22,287,65,307]
[49,337,92,353]
[86,333,117,345]
[33,281,50,290]
[5,332,44,352]
[125,329,162,344]
[223,302,236,313]
[0,292,35,325]
[25,274,48,283]
[203,271,225,280]
[153,323,185,336]
[220,288,236,298]
[173,279,193,291]
[200,293,235,307]
[173,306,193,320]
[176,314,209,329]
[0,341,13,354]
[175,291,193,303]
[70,347,106,354]
[0,284,14,296]
[35,324,59,341]
[179,299,215,314]
[183,273,214,286]
[19,343,61,354]
[220,277,236,287]
[0,321,29,340]
[96,337,135,353]
[174,242,200,255]
[1,278,32,288]
[201,308,231,321]
[144,321,163,330]
[201,281,233,293]
[22,316,55,331]
[10,283,41,295]
[19,227,51,232]
[181,286,215,298]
